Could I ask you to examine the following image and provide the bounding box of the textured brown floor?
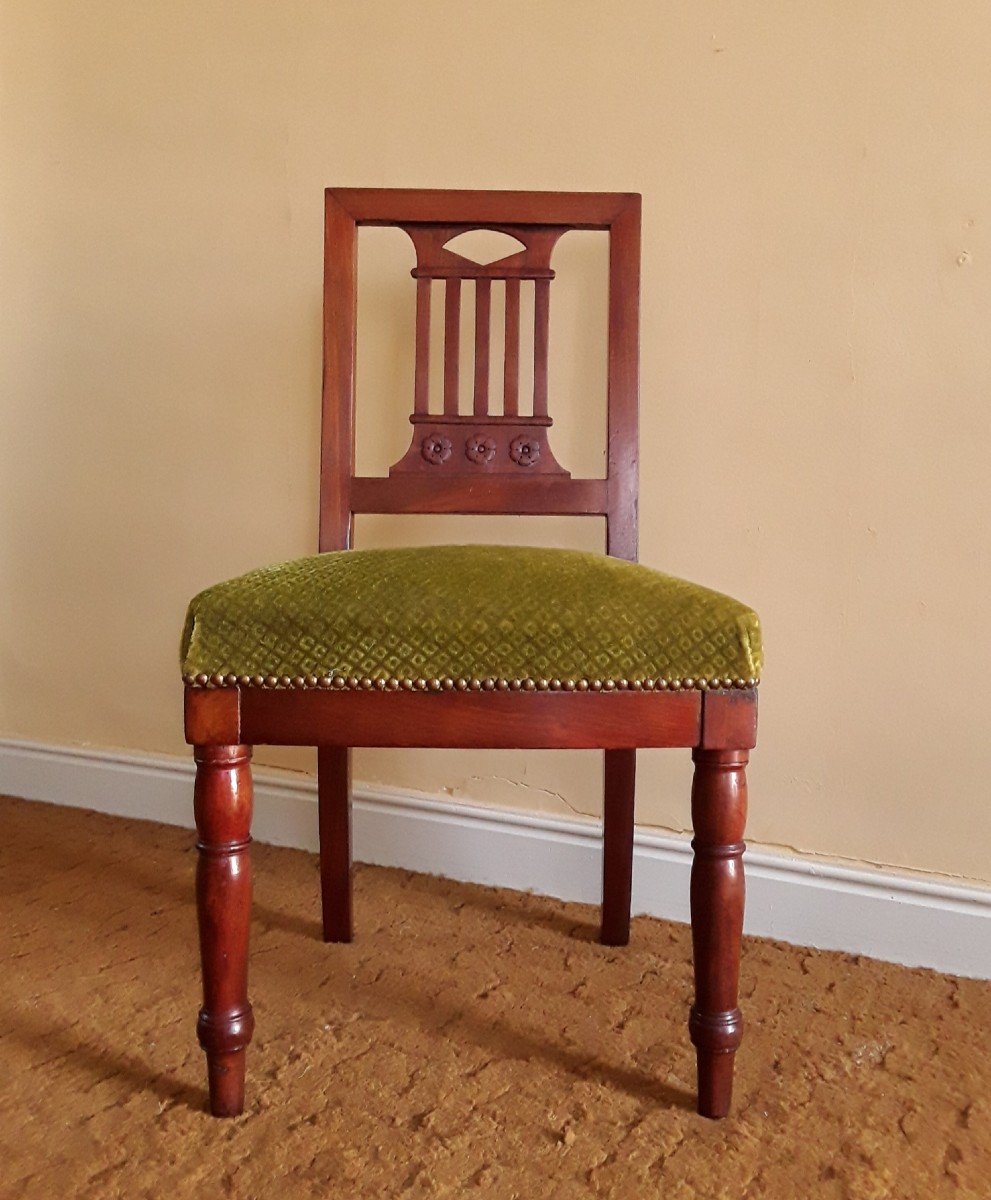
[2,796,990,1199]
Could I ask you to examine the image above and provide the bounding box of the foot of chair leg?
[200,1041,251,1118]
[206,1053,244,1117]
[194,744,254,1118]
[209,1052,245,1118]
[690,1009,742,1118]
[318,747,353,943]
[689,748,748,1119]
[601,749,636,946]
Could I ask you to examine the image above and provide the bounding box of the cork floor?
[2,795,990,1199]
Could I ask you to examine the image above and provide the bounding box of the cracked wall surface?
[3,796,990,1199]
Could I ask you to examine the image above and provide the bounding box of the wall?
[2,2,989,882]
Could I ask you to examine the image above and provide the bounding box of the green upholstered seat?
[180,545,762,691]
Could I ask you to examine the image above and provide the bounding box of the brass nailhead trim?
[183,673,760,691]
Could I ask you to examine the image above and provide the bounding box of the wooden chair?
[182,188,760,1121]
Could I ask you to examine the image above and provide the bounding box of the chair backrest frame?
[320,188,641,561]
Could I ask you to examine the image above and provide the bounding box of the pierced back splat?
[390,224,569,477]
[320,189,641,562]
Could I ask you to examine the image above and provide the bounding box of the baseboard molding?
[2,736,989,979]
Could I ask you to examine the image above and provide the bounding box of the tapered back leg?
[688,747,748,1118]
[601,748,636,946]
[318,746,353,943]
[194,743,255,1118]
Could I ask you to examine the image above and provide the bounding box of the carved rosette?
[420,434,452,465]
[509,436,540,467]
[465,434,496,464]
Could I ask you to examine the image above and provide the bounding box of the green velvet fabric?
[180,545,762,686]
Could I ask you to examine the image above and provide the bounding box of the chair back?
[320,188,641,560]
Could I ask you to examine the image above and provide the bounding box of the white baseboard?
[2,736,989,979]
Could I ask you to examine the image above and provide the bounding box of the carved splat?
[389,224,570,477]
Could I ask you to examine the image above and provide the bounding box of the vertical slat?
[473,278,491,415]
[533,277,550,418]
[503,277,520,417]
[444,278,461,414]
[414,277,431,415]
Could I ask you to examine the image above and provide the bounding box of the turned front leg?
[194,744,255,1117]
[689,748,747,1119]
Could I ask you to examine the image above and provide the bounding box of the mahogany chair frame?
[185,188,757,1121]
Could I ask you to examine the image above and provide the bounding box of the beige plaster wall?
[2,2,989,881]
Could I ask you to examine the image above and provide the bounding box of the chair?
[181,188,761,1121]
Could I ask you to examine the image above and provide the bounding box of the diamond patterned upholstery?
[180,545,762,689]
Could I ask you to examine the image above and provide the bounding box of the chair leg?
[689,747,748,1119]
[194,744,255,1118]
[318,746,353,943]
[601,748,636,946]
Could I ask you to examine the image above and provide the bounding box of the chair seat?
[180,545,762,691]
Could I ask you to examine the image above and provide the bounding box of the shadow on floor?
[3,798,695,1116]
[2,999,210,1114]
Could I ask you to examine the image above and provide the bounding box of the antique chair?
[181,188,761,1121]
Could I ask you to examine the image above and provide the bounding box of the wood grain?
[601,749,636,946]
[473,278,491,415]
[237,688,701,749]
[329,188,636,229]
[533,277,550,418]
[194,744,255,1117]
[503,277,521,417]
[689,748,748,1118]
[443,278,461,415]
[319,192,357,552]
[413,277,431,415]
[318,747,352,943]
[700,688,758,751]
[351,474,606,515]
